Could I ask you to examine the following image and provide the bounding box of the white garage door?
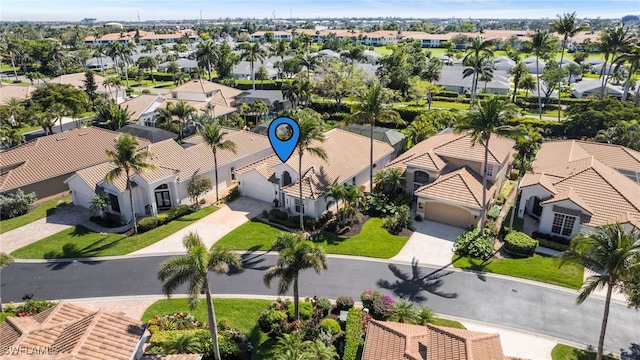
[424,202,473,228]
[73,189,94,209]
[240,179,274,204]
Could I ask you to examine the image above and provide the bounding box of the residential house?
[571,79,624,99]
[345,124,407,158]
[386,130,515,228]
[65,129,273,222]
[0,127,150,199]
[0,84,37,103]
[518,140,640,238]
[235,128,394,217]
[157,58,199,73]
[362,320,519,360]
[117,124,178,143]
[435,67,511,96]
[250,30,292,42]
[119,94,167,126]
[47,72,126,103]
[0,301,147,360]
[233,90,291,112]
[85,29,199,46]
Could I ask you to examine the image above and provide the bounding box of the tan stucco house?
[387,130,515,228]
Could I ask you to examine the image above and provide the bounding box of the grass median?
[0,196,72,234]
[10,206,217,259]
[452,253,584,289]
[214,217,409,259]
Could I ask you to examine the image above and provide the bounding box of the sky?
[0,0,638,22]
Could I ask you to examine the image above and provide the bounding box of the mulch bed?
[326,214,414,237]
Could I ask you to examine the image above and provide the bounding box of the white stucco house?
[235,128,394,218]
[65,130,273,222]
[518,140,640,238]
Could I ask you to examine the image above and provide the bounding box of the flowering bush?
[360,290,394,320]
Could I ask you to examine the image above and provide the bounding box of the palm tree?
[272,331,313,360]
[421,58,443,110]
[463,36,494,104]
[389,299,418,324]
[105,134,156,234]
[520,73,536,99]
[51,103,69,133]
[96,101,133,130]
[92,44,106,73]
[508,128,541,229]
[551,12,588,121]
[0,252,13,313]
[293,109,328,230]
[48,42,67,74]
[199,123,237,202]
[523,30,554,119]
[509,61,529,102]
[264,232,329,320]
[348,85,404,190]
[614,44,640,101]
[559,224,640,360]
[106,42,122,76]
[598,24,633,99]
[325,183,347,223]
[137,56,157,84]
[172,100,197,142]
[269,39,290,80]
[454,95,519,229]
[196,40,218,80]
[407,115,438,146]
[158,232,242,360]
[4,97,24,127]
[239,42,267,90]
[255,65,270,89]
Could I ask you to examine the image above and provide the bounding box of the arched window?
[414,171,429,184]
[282,171,292,186]
[155,184,171,210]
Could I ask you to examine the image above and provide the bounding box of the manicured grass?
[429,317,466,329]
[551,344,617,360]
[214,219,282,251]
[141,298,272,335]
[10,206,217,259]
[452,253,584,289]
[16,124,42,135]
[215,217,409,259]
[429,101,470,110]
[0,196,71,234]
[313,218,410,258]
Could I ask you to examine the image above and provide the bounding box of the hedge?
[537,238,570,252]
[287,301,313,320]
[532,231,571,245]
[149,329,208,347]
[504,231,538,257]
[137,205,192,233]
[343,308,365,360]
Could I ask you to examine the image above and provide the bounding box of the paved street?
[3,255,639,355]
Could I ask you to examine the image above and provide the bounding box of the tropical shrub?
[138,216,158,233]
[343,308,365,360]
[257,309,288,339]
[287,301,313,321]
[0,189,37,219]
[454,227,495,260]
[487,205,501,220]
[361,289,393,320]
[336,296,355,311]
[167,205,190,220]
[383,204,411,233]
[315,297,332,317]
[320,318,341,335]
[504,231,538,257]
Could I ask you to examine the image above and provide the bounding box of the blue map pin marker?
[268,116,300,163]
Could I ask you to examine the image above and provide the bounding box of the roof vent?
[56,137,68,141]
[78,132,88,136]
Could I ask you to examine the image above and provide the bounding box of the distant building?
[80,17,97,24]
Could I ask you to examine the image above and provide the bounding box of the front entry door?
[155,191,171,210]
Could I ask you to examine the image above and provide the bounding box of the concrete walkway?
[392,219,465,267]
[130,197,271,255]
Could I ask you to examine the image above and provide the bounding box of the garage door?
[424,202,472,228]
[240,179,274,203]
[73,189,94,209]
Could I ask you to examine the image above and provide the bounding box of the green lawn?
[551,344,617,360]
[452,254,584,289]
[10,206,217,259]
[17,124,42,135]
[0,196,71,234]
[214,217,409,259]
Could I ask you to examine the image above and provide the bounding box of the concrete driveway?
[392,219,465,268]
[130,197,272,255]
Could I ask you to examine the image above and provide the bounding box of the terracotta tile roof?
[519,173,557,194]
[386,131,515,173]
[47,73,111,94]
[1,85,37,102]
[362,320,510,360]
[160,98,238,117]
[528,141,640,228]
[0,127,150,193]
[142,355,203,360]
[0,302,146,360]
[120,94,163,120]
[170,79,244,99]
[415,166,496,209]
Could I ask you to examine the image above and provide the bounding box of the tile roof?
[1,85,37,102]
[361,320,510,360]
[170,79,244,99]
[119,94,163,120]
[0,302,146,360]
[47,73,111,94]
[142,355,203,360]
[415,166,496,209]
[528,141,640,228]
[387,131,515,172]
[236,128,394,199]
[0,127,150,193]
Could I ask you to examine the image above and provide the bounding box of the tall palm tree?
[421,58,443,110]
[509,61,529,102]
[523,30,554,119]
[199,123,237,202]
[172,100,197,142]
[0,252,13,313]
[239,42,267,90]
[106,42,122,76]
[463,36,494,104]
[598,24,633,99]
[104,134,156,234]
[508,128,541,229]
[293,109,328,230]
[4,97,24,127]
[325,183,346,223]
[51,103,69,133]
[48,42,67,74]
[551,12,588,121]
[158,232,242,360]
[92,44,106,73]
[137,56,157,84]
[454,95,519,229]
[614,44,640,102]
[196,40,218,80]
[560,224,640,360]
[264,232,329,320]
[272,331,313,360]
[269,39,290,80]
[348,85,404,190]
